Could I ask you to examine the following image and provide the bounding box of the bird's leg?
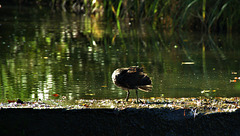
[136,90,139,103]
[136,89,143,104]
[126,90,130,102]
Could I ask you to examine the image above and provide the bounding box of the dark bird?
[112,66,152,103]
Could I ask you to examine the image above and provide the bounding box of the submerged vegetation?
[2,0,240,33]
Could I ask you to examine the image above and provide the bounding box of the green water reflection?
[1,6,240,101]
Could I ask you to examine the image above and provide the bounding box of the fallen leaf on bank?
[7,100,16,103]
[53,94,59,97]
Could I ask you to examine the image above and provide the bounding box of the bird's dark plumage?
[112,66,152,102]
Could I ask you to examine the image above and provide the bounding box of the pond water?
[1,6,240,101]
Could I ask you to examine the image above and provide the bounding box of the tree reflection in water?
[0,6,240,101]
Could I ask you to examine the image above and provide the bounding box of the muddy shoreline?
[0,108,240,136]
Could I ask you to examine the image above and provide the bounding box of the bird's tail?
[138,85,152,92]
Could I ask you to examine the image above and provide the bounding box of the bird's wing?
[125,71,151,87]
[115,67,152,90]
[115,69,131,88]
[138,85,152,92]
[137,74,152,92]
